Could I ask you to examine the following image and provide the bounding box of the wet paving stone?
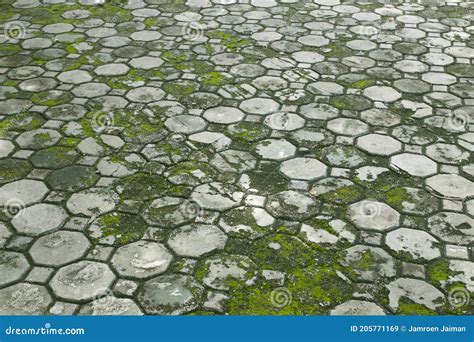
[0,0,472,316]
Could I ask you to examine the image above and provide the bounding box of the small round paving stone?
[12,203,67,236]
[280,157,328,180]
[203,106,245,124]
[29,231,90,266]
[50,261,116,301]
[168,224,227,257]
[112,241,173,279]
[137,274,204,315]
[0,251,30,286]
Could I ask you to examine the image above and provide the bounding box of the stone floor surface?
[0,0,473,315]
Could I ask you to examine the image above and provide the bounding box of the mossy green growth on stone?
[201,72,231,86]
[222,234,353,314]
[32,91,73,107]
[208,31,251,52]
[163,80,196,98]
[319,185,364,204]
[0,113,44,136]
[117,173,170,201]
[226,122,270,143]
[396,297,436,315]
[0,159,31,183]
[94,212,148,246]
[426,260,454,287]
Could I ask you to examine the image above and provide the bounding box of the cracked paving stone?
[428,212,474,245]
[66,188,119,216]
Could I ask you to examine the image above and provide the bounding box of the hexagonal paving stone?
[356,134,402,156]
[203,106,245,124]
[143,197,202,227]
[112,241,173,279]
[280,157,328,180]
[390,153,437,177]
[0,251,30,286]
[385,228,441,261]
[327,118,369,136]
[386,278,444,311]
[330,300,386,315]
[130,56,163,69]
[12,203,67,236]
[191,182,242,211]
[200,255,257,290]
[363,86,401,102]
[265,190,320,220]
[425,174,474,199]
[137,274,203,315]
[264,112,305,131]
[0,283,52,315]
[80,297,143,315]
[66,188,119,216]
[0,179,48,206]
[57,70,92,84]
[16,129,61,149]
[29,231,90,266]
[341,245,397,281]
[346,200,399,231]
[165,115,206,134]
[255,139,296,160]
[239,97,280,115]
[168,224,227,257]
[50,261,116,301]
[426,143,469,164]
[210,150,256,174]
[428,212,473,245]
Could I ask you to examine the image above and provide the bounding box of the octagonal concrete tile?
[112,241,173,279]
